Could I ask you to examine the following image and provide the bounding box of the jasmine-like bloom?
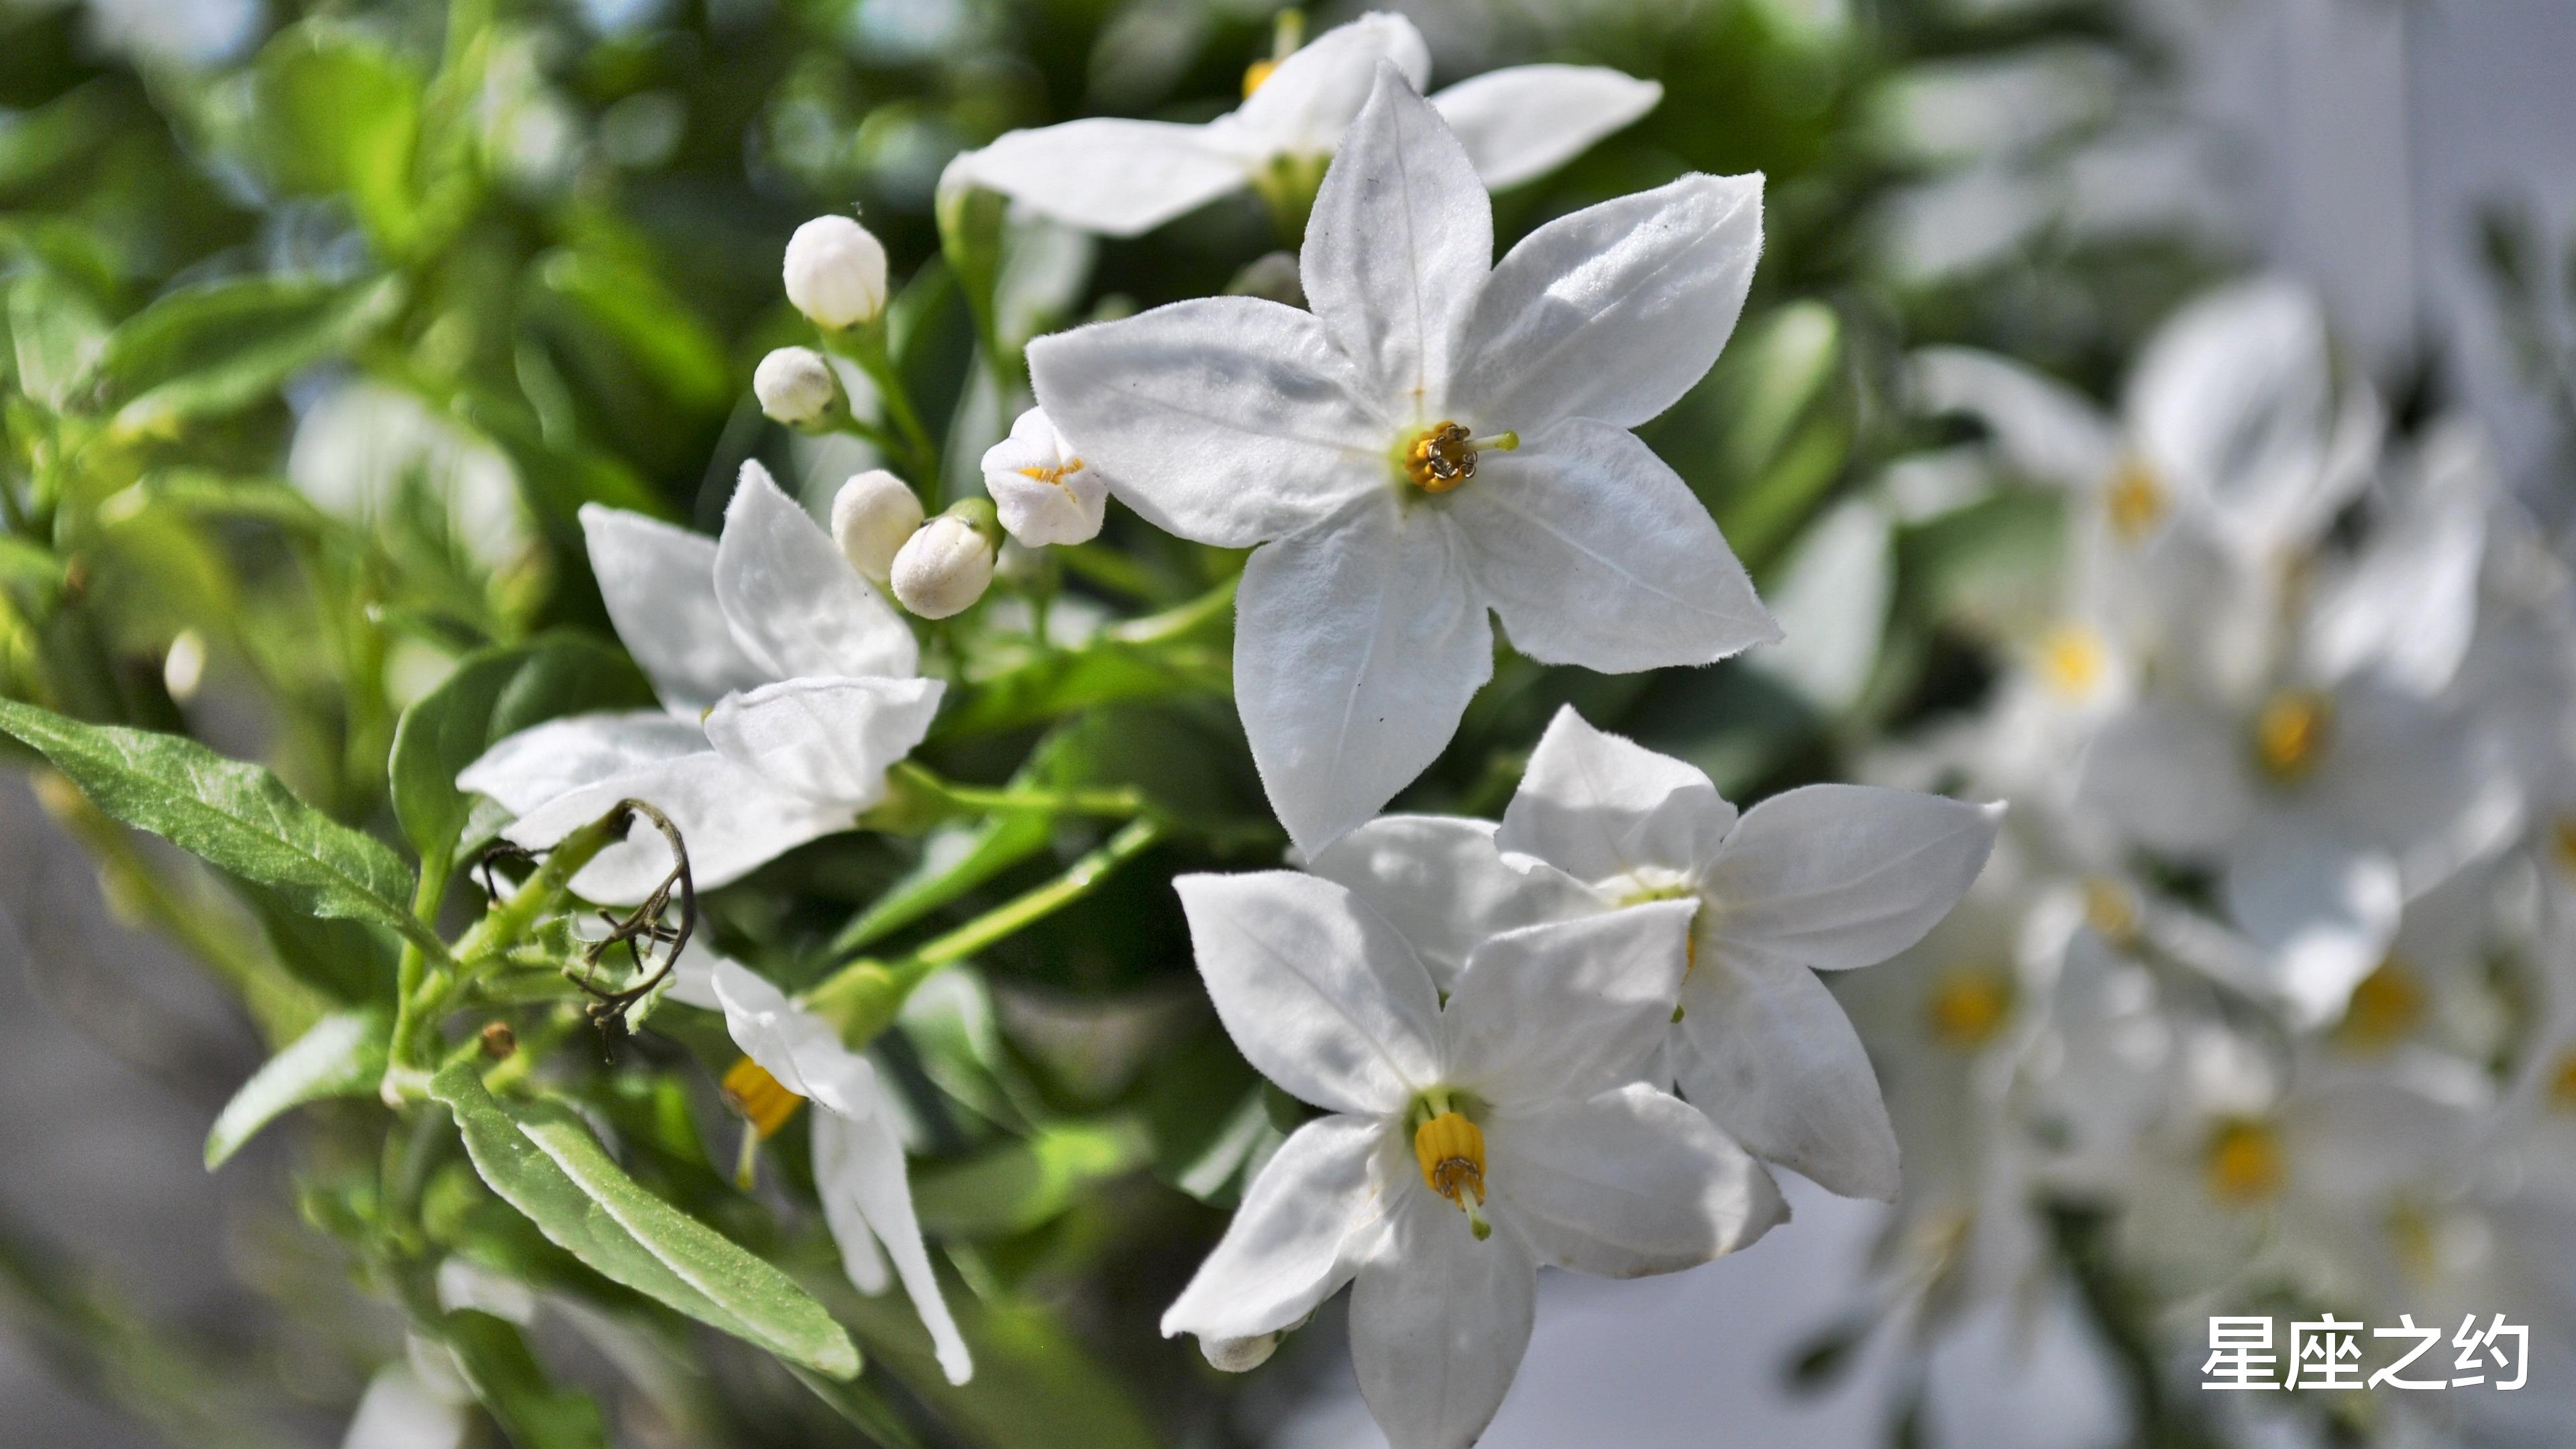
[1308,706,2002,1201]
[459,463,937,902]
[948,13,1661,237]
[1031,70,1775,851]
[1164,871,1782,1449]
[783,215,889,330]
[830,468,924,584]
[980,407,1106,547]
[672,957,973,1385]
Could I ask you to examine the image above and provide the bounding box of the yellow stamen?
[2202,1118,2286,1206]
[2082,876,2139,947]
[2251,688,2332,783]
[1017,457,1085,495]
[2546,1051,2576,1113]
[1402,422,1478,493]
[1924,967,2012,1051]
[2106,458,2167,541]
[722,1057,804,1140]
[2033,623,2108,700]
[1242,58,1278,97]
[2333,958,2423,1053]
[1413,1110,1491,1238]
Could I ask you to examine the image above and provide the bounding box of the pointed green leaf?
[910,1118,1150,1239]
[0,698,423,944]
[431,1063,859,1380]
[101,276,402,438]
[388,636,654,863]
[205,1007,390,1169]
[439,1309,610,1449]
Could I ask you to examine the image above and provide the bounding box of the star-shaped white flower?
[980,406,1106,547]
[459,463,939,902]
[1030,68,1776,851]
[1306,706,2002,1202]
[669,956,973,1385]
[1164,870,1781,1449]
[947,13,1662,237]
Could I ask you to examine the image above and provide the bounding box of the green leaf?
[837,1291,1160,1449]
[205,1007,390,1169]
[0,699,424,945]
[911,1118,1149,1239]
[440,1309,610,1449]
[253,25,425,250]
[233,878,401,1004]
[388,636,655,863]
[942,638,1229,739]
[430,1063,860,1380]
[7,268,108,409]
[101,276,402,438]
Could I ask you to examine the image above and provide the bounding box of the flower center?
[1241,57,1278,97]
[2251,688,2332,783]
[1397,423,1517,494]
[2333,957,2423,1054]
[722,1057,805,1140]
[1924,967,2012,1051]
[2082,875,2140,947]
[1411,1106,1492,1240]
[2106,458,2167,541]
[1017,457,1085,496]
[2202,1118,2286,1206]
[2034,623,2109,700]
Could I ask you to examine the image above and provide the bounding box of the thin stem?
[892,761,1145,819]
[384,854,451,1096]
[1108,573,1238,646]
[828,326,940,486]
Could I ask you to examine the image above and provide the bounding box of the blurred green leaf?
[253,26,426,251]
[7,268,108,408]
[233,879,400,1004]
[99,276,402,437]
[431,1063,861,1380]
[911,1118,1150,1239]
[388,635,654,864]
[837,1290,1162,1449]
[205,1006,389,1169]
[439,1309,610,1449]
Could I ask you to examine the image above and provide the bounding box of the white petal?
[664,947,724,1010]
[950,120,1246,237]
[1452,171,1763,433]
[1235,498,1491,853]
[814,1110,973,1385]
[2076,699,2257,855]
[813,1114,890,1295]
[1439,902,1698,1107]
[1301,64,1489,411]
[2304,470,2485,695]
[1173,872,1442,1114]
[1161,1115,1384,1344]
[1301,814,1599,990]
[981,407,1108,547]
[714,461,918,682]
[1230,13,1432,157]
[1487,1081,1787,1275]
[1430,65,1660,191]
[1908,346,2118,486]
[1456,419,1778,672]
[1348,1191,1536,1449]
[581,504,767,713]
[1702,786,2003,970]
[1673,945,1900,1200]
[708,959,880,1120]
[2220,818,2402,1029]
[1496,704,1736,883]
[456,710,702,814]
[1027,297,1381,549]
[503,752,852,903]
[702,676,943,809]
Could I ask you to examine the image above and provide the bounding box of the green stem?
[802,818,1163,1042]
[1108,573,1238,645]
[829,326,940,486]
[384,855,451,1097]
[892,761,1145,818]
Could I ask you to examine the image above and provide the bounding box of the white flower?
[671,956,973,1385]
[1163,870,1782,1449]
[1307,706,2002,1202]
[947,13,1662,237]
[830,468,924,584]
[753,345,841,429]
[784,215,890,330]
[890,506,999,619]
[459,463,937,902]
[1030,69,1776,851]
[980,407,1106,547]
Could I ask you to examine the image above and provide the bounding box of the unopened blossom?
[1307,706,2001,1201]
[890,502,999,619]
[671,956,972,1385]
[948,12,1662,237]
[830,468,923,584]
[1032,70,1775,851]
[460,463,935,901]
[980,407,1106,547]
[753,346,841,429]
[784,215,889,329]
[1165,871,1781,1449]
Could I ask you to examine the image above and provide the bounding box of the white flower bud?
[891,502,999,619]
[784,215,889,330]
[1199,1332,1279,1373]
[981,407,1107,547]
[753,346,841,429]
[830,469,923,584]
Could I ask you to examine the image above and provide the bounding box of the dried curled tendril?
[476,800,696,1051]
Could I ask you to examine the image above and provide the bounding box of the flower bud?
[981,407,1106,547]
[830,469,924,584]
[784,215,889,330]
[891,500,1000,619]
[753,346,842,429]
[1199,1333,1280,1373]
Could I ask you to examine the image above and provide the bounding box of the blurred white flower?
[1164,870,1781,1449]
[830,468,924,584]
[784,215,890,329]
[947,12,1662,236]
[460,463,936,900]
[1032,70,1775,851]
[289,380,532,576]
[981,407,1106,547]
